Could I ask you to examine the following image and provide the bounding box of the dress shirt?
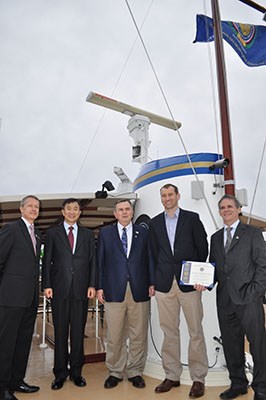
[164,208,180,254]
[117,222,132,258]
[21,217,35,235]
[64,221,78,253]
[223,220,240,246]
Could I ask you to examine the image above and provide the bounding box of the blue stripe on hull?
[133,153,222,191]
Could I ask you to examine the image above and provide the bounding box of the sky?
[0,0,265,217]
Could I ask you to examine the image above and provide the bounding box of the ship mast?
[210,0,235,195]
[210,0,266,196]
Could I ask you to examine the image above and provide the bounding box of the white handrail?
[39,295,48,349]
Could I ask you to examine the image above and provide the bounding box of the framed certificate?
[179,261,215,288]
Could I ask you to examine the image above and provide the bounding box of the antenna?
[86,91,182,166]
[86,92,181,131]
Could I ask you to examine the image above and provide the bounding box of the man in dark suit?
[210,194,266,400]
[97,199,154,389]
[0,195,42,400]
[42,198,96,390]
[148,183,208,398]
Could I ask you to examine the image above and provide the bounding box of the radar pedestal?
[127,115,151,165]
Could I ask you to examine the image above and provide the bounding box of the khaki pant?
[156,279,208,383]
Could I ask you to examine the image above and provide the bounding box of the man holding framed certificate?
[149,183,208,398]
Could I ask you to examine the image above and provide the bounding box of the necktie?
[121,227,128,256]
[224,226,232,253]
[68,226,74,251]
[29,224,36,254]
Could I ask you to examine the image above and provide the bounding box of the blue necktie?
[121,227,128,256]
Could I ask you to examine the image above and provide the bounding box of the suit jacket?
[210,222,266,307]
[42,223,96,301]
[149,208,208,293]
[97,223,154,302]
[0,219,42,307]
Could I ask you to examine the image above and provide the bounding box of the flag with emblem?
[194,14,266,67]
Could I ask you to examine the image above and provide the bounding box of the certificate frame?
[179,260,215,288]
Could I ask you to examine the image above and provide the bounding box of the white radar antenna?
[86,92,181,166]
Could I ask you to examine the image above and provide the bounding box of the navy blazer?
[149,208,208,293]
[97,223,154,302]
[42,223,96,301]
[0,219,42,307]
[210,222,266,307]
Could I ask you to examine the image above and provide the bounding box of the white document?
[179,261,215,288]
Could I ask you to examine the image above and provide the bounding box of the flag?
[194,14,266,67]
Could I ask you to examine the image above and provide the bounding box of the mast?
[210,0,235,195]
[238,0,266,16]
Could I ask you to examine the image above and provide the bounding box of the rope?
[70,1,154,192]
[247,134,266,224]
[125,0,219,229]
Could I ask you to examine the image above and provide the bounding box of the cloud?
[0,0,265,217]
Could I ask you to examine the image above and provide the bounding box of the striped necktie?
[224,226,232,253]
[29,224,36,254]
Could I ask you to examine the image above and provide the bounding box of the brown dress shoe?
[189,381,205,398]
[155,378,180,393]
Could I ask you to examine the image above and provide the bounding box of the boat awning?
[0,192,138,235]
[240,212,266,232]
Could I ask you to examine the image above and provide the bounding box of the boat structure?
[84,0,266,385]
[84,93,236,386]
[0,0,266,389]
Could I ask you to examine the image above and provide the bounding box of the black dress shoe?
[128,376,145,388]
[220,386,248,399]
[0,390,18,400]
[71,376,86,387]
[51,378,66,390]
[104,376,123,389]
[15,381,40,393]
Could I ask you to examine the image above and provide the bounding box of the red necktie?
[68,226,74,251]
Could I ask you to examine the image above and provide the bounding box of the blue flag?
[194,14,266,67]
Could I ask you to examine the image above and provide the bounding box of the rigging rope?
[247,134,266,224]
[70,1,154,192]
[125,0,219,229]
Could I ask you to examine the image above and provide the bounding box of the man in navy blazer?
[42,198,96,391]
[0,195,42,400]
[210,194,266,400]
[149,183,208,398]
[97,199,154,389]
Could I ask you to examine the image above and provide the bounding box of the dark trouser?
[0,303,37,392]
[218,298,266,394]
[51,290,88,380]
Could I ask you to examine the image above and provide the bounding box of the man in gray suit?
[210,194,266,400]
[0,195,42,400]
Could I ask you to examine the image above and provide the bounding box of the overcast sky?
[0,0,265,216]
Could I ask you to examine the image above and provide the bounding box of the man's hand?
[44,288,53,298]
[97,289,105,304]
[87,287,96,299]
[194,283,207,292]
[149,285,155,297]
